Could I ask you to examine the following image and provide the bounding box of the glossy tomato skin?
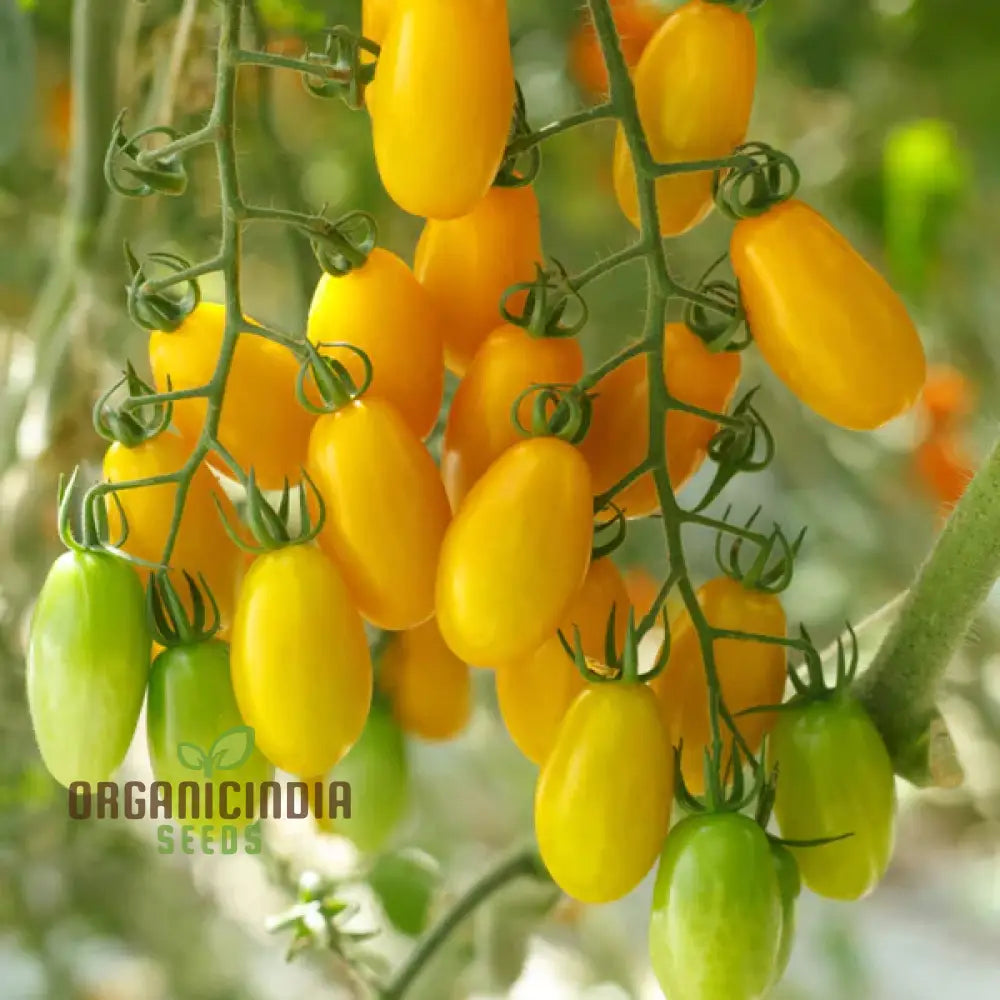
[307,397,450,631]
[436,437,593,666]
[104,432,242,628]
[614,1,756,236]
[653,577,786,795]
[415,185,542,375]
[580,323,741,517]
[230,546,372,776]
[536,683,673,903]
[770,841,801,986]
[571,0,665,98]
[27,551,150,787]
[496,558,629,765]
[731,199,927,430]
[307,249,444,440]
[147,639,271,827]
[770,695,896,901]
[149,302,315,489]
[367,0,514,219]
[650,813,782,1000]
[379,618,471,741]
[362,0,392,44]
[442,324,583,508]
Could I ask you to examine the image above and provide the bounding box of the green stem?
[504,103,614,157]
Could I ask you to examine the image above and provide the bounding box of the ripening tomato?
[536,683,673,903]
[442,324,583,508]
[415,185,542,374]
[570,1,665,98]
[731,199,927,430]
[230,545,372,776]
[614,1,756,236]
[27,551,150,787]
[915,431,973,510]
[770,841,801,987]
[332,699,409,852]
[149,302,315,489]
[367,0,514,219]
[379,618,471,741]
[147,639,270,827]
[362,0,392,44]
[922,365,973,428]
[650,813,782,1000]
[307,249,444,440]
[104,431,242,627]
[580,323,741,517]
[307,396,450,631]
[769,695,896,901]
[496,558,629,765]
[652,577,786,795]
[436,437,593,666]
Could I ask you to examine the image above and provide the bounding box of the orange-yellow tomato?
[613,1,756,236]
[363,0,393,45]
[436,437,593,666]
[535,683,673,903]
[915,431,974,511]
[496,558,630,766]
[149,302,314,489]
[441,324,583,508]
[307,396,450,631]
[307,248,444,440]
[731,199,927,430]
[367,0,514,219]
[104,432,241,627]
[922,365,974,429]
[379,618,471,741]
[415,185,542,375]
[652,576,787,795]
[230,545,372,776]
[580,323,741,517]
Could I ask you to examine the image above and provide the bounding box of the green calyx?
[675,739,766,817]
[683,252,749,353]
[105,111,189,199]
[495,82,541,188]
[510,383,593,445]
[94,361,173,449]
[308,210,377,276]
[56,467,129,554]
[301,27,378,109]
[125,244,201,333]
[713,142,800,221]
[147,569,222,648]
[788,622,860,701]
[297,340,374,415]
[713,506,806,595]
[500,260,589,339]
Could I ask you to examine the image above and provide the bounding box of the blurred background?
[3,0,1000,997]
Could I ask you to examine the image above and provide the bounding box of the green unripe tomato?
[769,841,801,987]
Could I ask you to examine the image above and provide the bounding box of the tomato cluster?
[25,0,926,995]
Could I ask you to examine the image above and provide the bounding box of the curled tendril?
[302,27,378,108]
[125,244,201,332]
[56,469,132,554]
[713,506,806,595]
[214,468,327,554]
[93,362,173,447]
[788,621,859,699]
[147,569,222,648]
[104,111,188,198]
[510,383,593,444]
[296,340,374,415]
[496,82,541,187]
[500,259,589,339]
[308,210,378,276]
[713,141,800,221]
[684,252,749,352]
[592,504,627,560]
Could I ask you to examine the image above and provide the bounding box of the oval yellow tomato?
[652,576,787,795]
[367,0,514,219]
[307,248,444,440]
[149,301,315,489]
[536,683,673,903]
[731,199,927,429]
[307,396,450,631]
[230,545,372,775]
[442,324,583,508]
[613,0,756,236]
[104,431,241,626]
[415,185,542,374]
[496,558,629,766]
[436,437,593,666]
[363,0,392,45]
[580,323,741,517]
[379,618,471,741]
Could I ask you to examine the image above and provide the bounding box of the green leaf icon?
[210,725,255,772]
[178,742,209,772]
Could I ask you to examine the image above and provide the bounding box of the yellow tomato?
[230,545,372,775]
[379,618,471,741]
[613,0,756,236]
[363,0,393,44]
[652,576,787,795]
[149,302,314,489]
[731,199,927,429]
[535,683,673,903]
[436,437,593,666]
[307,248,444,440]
[367,0,514,219]
[415,185,542,374]
[307,396,450,631]
[441,324,583,508]
[580,323,741,517]
[496,558,630,766]
[104,432,241,627]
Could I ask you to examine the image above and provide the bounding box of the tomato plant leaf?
[0,0,35,164]
[177,742,209,772]
[210,725,255,771]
